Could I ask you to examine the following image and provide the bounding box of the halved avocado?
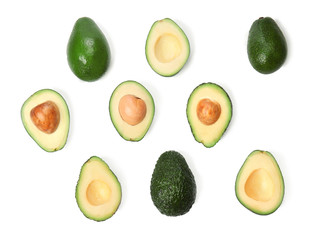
[76,156,122,221]
[145,18,190,77]
[186,83,232,148]
[235,150,285,215]
[21,89,70,152]
[109,80,155,141]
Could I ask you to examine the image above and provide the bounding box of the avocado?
[247,17,287,74]
[150,150,196,216]
[109,80,155,141]
[235,150,285,215]
[186,82,232,148]
[67,17,111,81]
[75,156,122,221]
[21,89,70,152]
[145,18,190,77]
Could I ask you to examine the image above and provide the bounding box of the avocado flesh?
[235,150,285,215]
[150,151,196,216]
[67,17,110,81]
[145,18,190,77]
[109,80,155,142]
[186,83,232,148]
[247,17,287,74]
[76,156,122,221]
[21,89,70,152]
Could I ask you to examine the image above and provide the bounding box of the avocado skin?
[150,151,196,216]
[67,17,110,81]
[247,17,287,74]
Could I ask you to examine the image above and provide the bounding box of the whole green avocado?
[67,17,110,81]
[247,17,287,74]
[150,150,196,216]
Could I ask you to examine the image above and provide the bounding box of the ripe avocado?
[67,17,111,81]
[150,151,196,216]
[235,150,285,215]
[247,17,287,74]
[109,80,155,142]
[145,18,190,77]
[186,82,232,148]
[21,89,70,152]
[75,156,122,221]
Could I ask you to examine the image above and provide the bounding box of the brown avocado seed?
[196,98,221,125]
[30,101,60,134]
[119,95,147,126]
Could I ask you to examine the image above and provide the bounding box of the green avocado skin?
[247,17,287,74]
[150,151,196,216]
[67,17,110,81]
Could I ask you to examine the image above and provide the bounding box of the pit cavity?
[86,180,111,206]
[245,168,275,202]
[154,33,181,63]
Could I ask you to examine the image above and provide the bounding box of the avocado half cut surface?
[145,18,190,77]
[247,17,287,74]
[76,156,122,221]
[186,82,232,148]
[235,150,285,215]
[67,17,111,81]
[150,150,196,216]
[21,89,70,152]
[109,80,155,141]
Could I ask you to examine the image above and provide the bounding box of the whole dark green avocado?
[150,151,196,216]
[67,17,110,81]
[247,17,287,74]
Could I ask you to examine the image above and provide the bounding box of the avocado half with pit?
[76,156,122,221]
[21,89,70,152]
[186,83,232,148]
[145,18,190,77]
[235,150,285,215]
[109,80,155,141]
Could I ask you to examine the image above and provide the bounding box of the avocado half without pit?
[145,18,190,77]
[76,156,122,221]
[235,150,285,215]
[21,89,70,152]
[109,80,155,141]
[186,82,232,148]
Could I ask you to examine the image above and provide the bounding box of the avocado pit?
[30,100,60,134]
[196,98,221,125]
[119,94,147,126]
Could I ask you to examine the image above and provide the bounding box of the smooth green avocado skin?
[150,151,196,216]
[67,17,110,81]
[247,17,287,74]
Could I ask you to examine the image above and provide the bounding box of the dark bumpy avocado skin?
[67,17,110,81]
[150,151,196,216]
[247,17,287,74]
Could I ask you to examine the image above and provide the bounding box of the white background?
[1,0,314,239]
